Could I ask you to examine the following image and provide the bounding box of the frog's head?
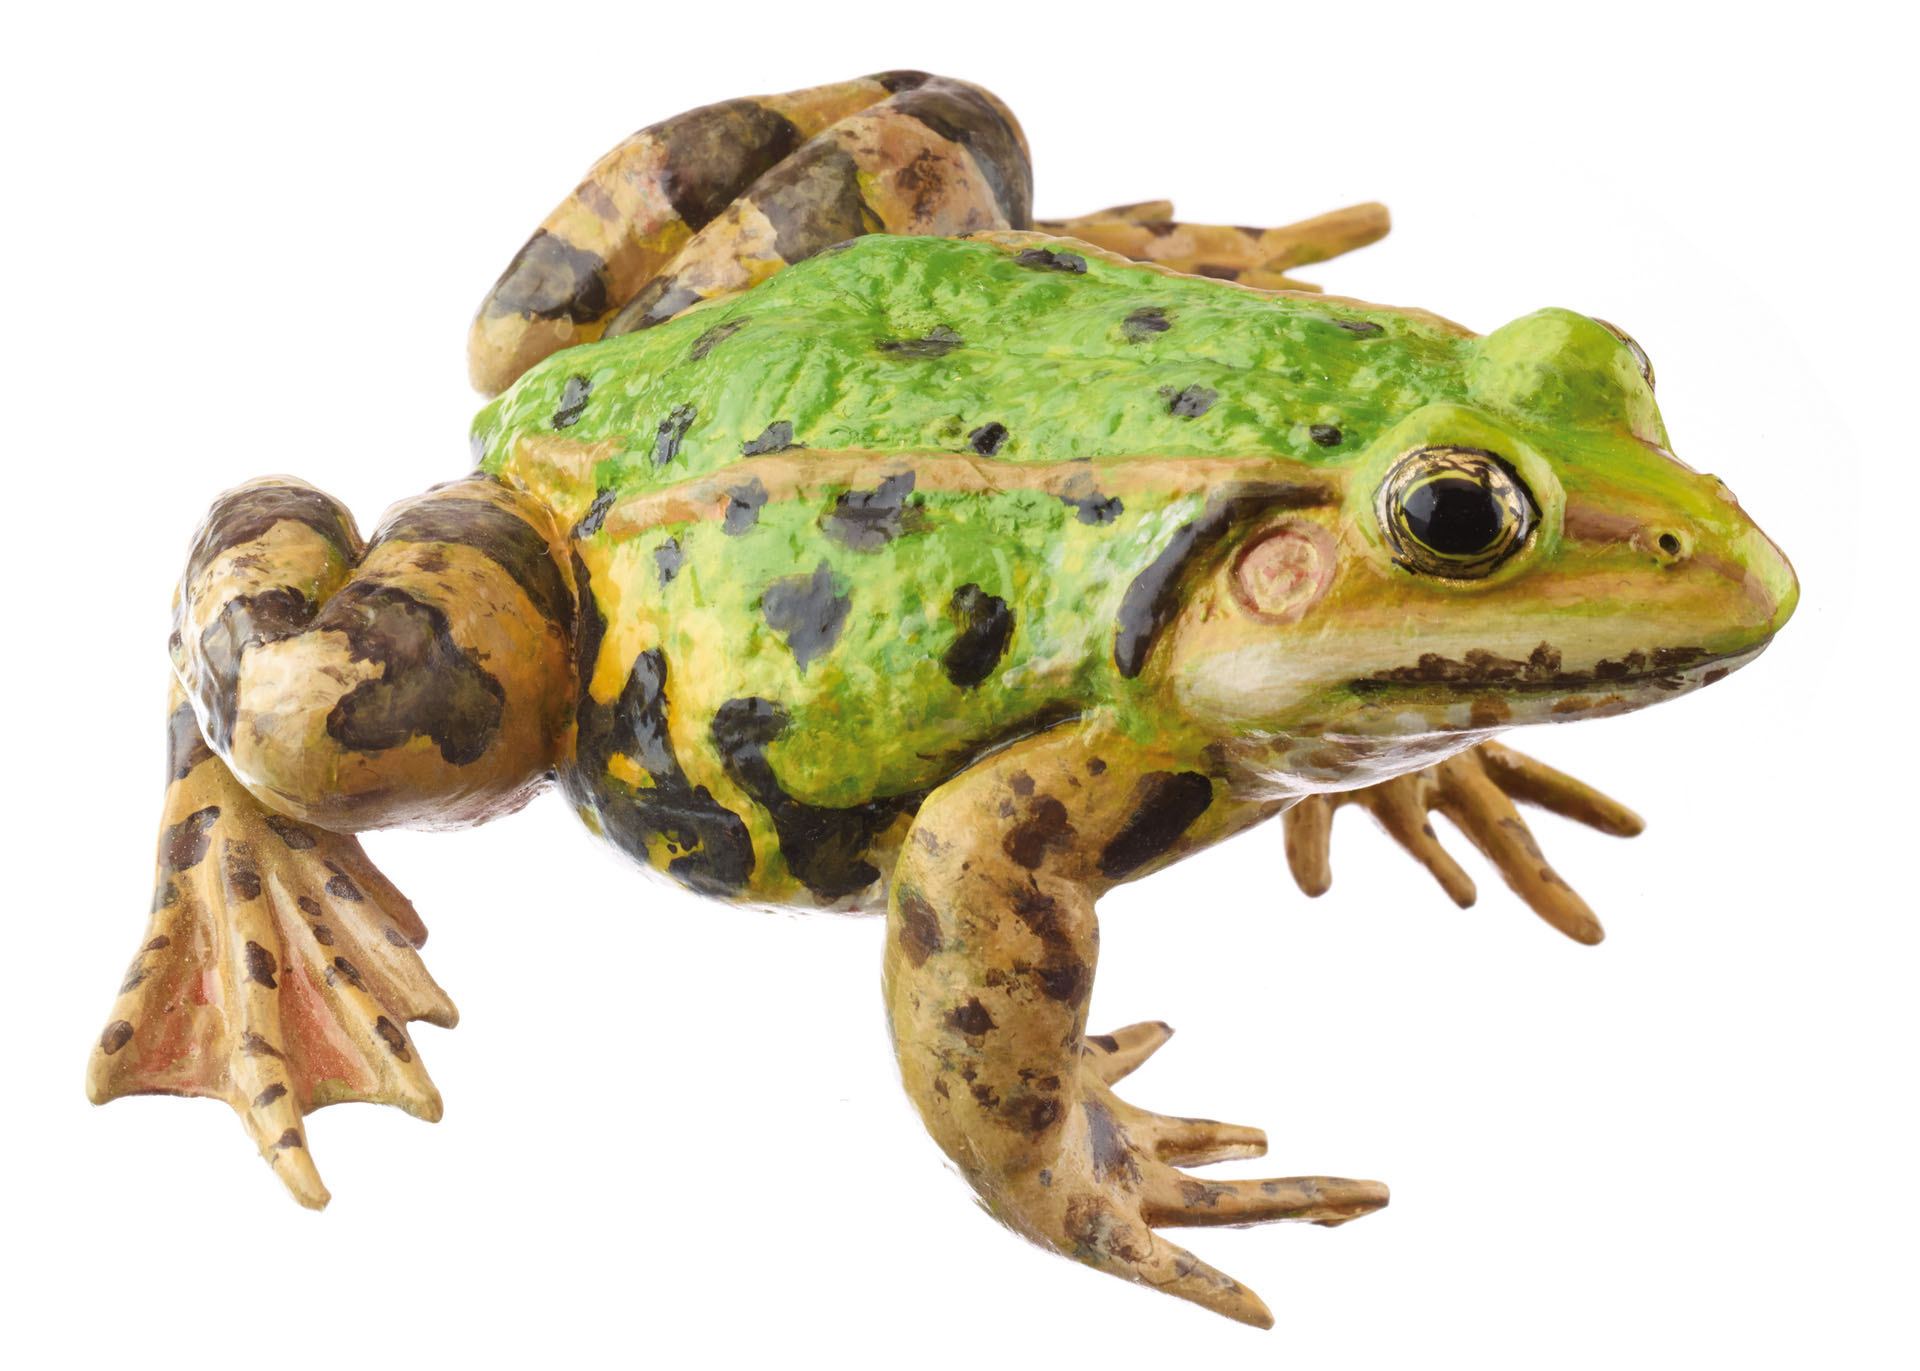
[1163,307,1798,791]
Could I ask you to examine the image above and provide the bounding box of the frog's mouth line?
[1347,639,1766,697]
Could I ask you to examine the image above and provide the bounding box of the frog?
[87,71,1798,1328]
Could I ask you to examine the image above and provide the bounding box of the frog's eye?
[1378,445,1538,579]
[1594,318,1655,391]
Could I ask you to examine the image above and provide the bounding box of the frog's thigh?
[606,76,1031,335]
[180,477,573,831]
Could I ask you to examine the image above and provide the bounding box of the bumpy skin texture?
[93,72,1799,1326]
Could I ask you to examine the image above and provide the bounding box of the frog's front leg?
[885,725,1386,1327]
[88,475,572,1206]
[1283,741,1645,944]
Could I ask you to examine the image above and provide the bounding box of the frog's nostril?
[1650,529,1688,562]
[1657,532,1682,556]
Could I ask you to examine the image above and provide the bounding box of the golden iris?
[1378,445,1537,579]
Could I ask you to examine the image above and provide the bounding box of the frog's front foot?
[995,1021,1387,1328]
[1283,741,1643,944]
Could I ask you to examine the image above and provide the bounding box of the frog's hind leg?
[1036,200,1391,291]
[88,475,574,1206]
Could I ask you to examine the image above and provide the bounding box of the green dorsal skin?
[473,233,1476,507]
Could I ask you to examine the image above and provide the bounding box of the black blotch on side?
[1114,482,1337,678]
[482,229,610,323]
[563,567,755,897]
[1122,306,1171,341]
[943,584,1014,689]
[1014,247,1086,274]
[166,698,214,781]
[573,488,616,538]
[319,585,506,766]
[723,476,769,535]
[1161,384,1217,418]
[655,403,698,467]
[877,325,963,359]
[761,562,849,673]
[1310,423,1343,447]
[1331,318,1384,336]
[968,422,1008,456]
[688,319,747,360]
[823,471,925,551]
[711,698,914,902]
[551,375,592,429]
[161,806,221,871]
[741,421,797,457]
[888,77,1034,227]
[373,497,570,627]
[198,587,314,749]
[654,537,684,586]
[1058,471,1123,526]
[1097,772,1215,880]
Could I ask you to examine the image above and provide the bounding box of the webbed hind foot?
[1283,741,1644,944]
[87,691,457,1209]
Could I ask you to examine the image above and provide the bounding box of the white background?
[5,3,1912,1366]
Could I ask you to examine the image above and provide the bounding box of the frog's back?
[471,233,1474,906]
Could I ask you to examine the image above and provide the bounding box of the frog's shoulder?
[475,231,1479,526]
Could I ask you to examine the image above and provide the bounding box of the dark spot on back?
[319,584,505,766]
[823,471,925,551]
[1310,423,1343,447]
[1161,384,1216,418]
[1098,772,1215,879]
[1014,247,1086,274]
[1058,471,1123,525]
[1331,318,1384,336]
[688,319,747,360]
[741,421,797,457]
[877,325,963,358]
[655,403,697,467]
[943,584,1014,688]
[967,422,1008,456]
[552,375,592,429]
[761,562,849,672]
[723,476,770,534]
[1122,306,1171,341]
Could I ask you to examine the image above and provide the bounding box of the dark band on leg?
[185,485,360,587]
[372,499,571,627]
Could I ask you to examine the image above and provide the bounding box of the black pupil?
[1403,476,1503,555]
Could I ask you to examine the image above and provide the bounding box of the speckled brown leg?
[89,475,576,1205]
[884,724,1387,1328]
[1036,200,1390,291]
[1282,741,1644,944]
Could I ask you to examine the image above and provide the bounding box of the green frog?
[87,71,1797,1328]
